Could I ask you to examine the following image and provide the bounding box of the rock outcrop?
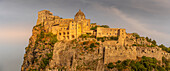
[21,24,170,71]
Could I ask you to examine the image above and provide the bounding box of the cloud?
[107,6,170,46]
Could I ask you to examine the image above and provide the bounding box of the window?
[59,33,61,35]
[115,33,117,35]
[63,32,65,35]
[72,24,74,26]
[67,32,69,34]
[67,36,69,39]
[72,35,75,38]
[110,33,111,35]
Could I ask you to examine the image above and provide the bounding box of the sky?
[0,0,170,71]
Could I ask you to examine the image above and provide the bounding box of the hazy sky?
[0,0,170,71]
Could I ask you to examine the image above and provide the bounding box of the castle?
[22,9,170,71]
[37,9,126,45]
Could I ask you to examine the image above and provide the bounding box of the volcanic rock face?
[21,24,170,71]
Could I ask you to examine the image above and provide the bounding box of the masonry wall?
[104,46,137,64]
[104,46,170,64]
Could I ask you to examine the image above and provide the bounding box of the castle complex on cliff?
[21,9,170,71]
[37,9,126,45]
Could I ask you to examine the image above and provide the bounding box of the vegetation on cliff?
[23,23,58,71]
[107,56,170,71]
[22,23,170,71]
[132,33,170,53]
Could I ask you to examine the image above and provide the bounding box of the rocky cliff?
[21,24,170,71]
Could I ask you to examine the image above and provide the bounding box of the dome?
[75,9,85,17]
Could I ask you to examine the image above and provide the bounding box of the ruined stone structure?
[36,9,126,45]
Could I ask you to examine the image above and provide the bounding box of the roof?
[75,9,85,17]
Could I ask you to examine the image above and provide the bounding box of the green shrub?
[72,47,76,49]
[100,25,110,28]
[107,63,115,69]
[101,39,105,42]
[83,41,87,45]
[40,58,49,69]
[110,36,119,40]
[90,26,98,30]
[83,46,88,50]
[90,35,95,38]
[95,42,100,45]
[46,52,53,59]
[116,60,121,64]
[49,35,58,46]
[90,43,96,48]
[132,44,137,46]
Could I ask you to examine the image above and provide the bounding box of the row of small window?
[72,24,76,26]
[98,33,124,35]
[63,36,70,39]
[60,28,69,30]
[55,20,70,22]
[39,12,52,15]
[39,16,53,20]
[62,35,75,39]
[98,33,117,35]
[108,29,124,32]
[59,32,69,35]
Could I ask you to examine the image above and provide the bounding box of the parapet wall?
[104,46,170,64]
[136,47,170,61]
[104,46,137,64]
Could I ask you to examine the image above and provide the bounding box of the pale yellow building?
[36,9,127,43]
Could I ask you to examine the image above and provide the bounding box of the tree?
[100,25,110,28]
[151,40,157,46]
[146,37,149,41]
[159,44,170,53]
[90,26,98,30]
[133,33,140,39]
